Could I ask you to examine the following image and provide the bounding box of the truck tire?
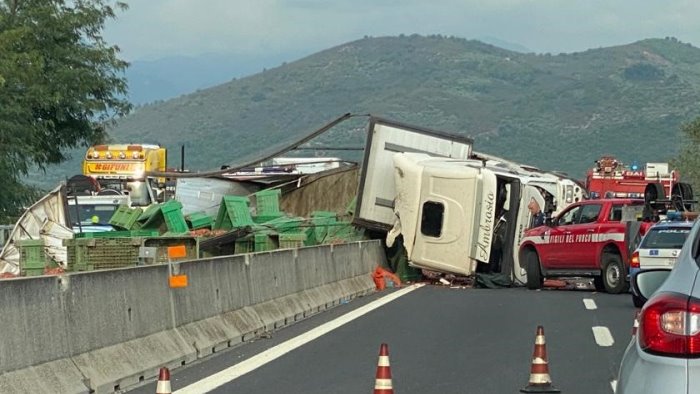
[679,183,694,211]
[525,251,543,290]
[644,183,666,210]
[601,254,629,294]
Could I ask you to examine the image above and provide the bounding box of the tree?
[671,117,700,196]
[0,0,131,222]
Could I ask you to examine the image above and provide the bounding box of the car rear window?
[640,227,691,249]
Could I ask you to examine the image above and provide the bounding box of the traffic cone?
[156,367,172,394]
[520,326,560,393]
[374,343,394,394]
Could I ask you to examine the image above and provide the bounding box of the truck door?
[549,203,602,268]
[513,186,546,282]
[546,204,583,267]
[571,203,603,268]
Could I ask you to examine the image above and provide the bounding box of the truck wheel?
[601,254,629,294]
[680,183,694,211]
[525,251,543,290]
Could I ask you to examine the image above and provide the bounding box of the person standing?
[528,198,546,228]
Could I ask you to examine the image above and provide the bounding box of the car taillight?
[638,292,700,357]
[630,251,640,268]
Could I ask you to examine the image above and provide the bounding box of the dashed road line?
[583,298,597,310]
[592,326,615,347]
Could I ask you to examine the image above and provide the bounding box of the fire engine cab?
[585,156,679,200]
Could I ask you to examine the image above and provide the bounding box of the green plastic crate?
[186,212,213,230]
[109,205,143,230]
[234,236,255,254]
[279,232,306,249]
[326,222,365,243]
[254,231,278,252]
[163,209,190,234]
[138,201,189,234]
[160,199,183,213]
[22,268,44,277]
[64,237,142,271]
[214,196,256,230]
[260,216,307,233]
[255,189,282,216]
[311,212,338,244]
[137,204,162,224]
[18,239,46,270]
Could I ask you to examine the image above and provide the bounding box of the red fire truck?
[519,198,652,294]
[585,156,679,200]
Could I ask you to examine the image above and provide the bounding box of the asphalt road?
[128,284,636,394]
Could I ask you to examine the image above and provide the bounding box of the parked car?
[616,219,700,394]
[629,220,694,307]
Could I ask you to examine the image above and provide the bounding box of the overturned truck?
[354,117,584,285]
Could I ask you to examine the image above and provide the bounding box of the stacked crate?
[65,237,143,271]
[278,232,307,249]
[18,239,46,276]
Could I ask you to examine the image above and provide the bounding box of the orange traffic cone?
[374,343,394,394]
[156,367,172,394]
[521,326,560,393]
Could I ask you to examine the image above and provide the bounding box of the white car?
[616,219,700,393]
[629,220,693,307]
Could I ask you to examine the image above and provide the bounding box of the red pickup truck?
[518,198,651,294]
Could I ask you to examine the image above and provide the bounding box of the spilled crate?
[64,237,143,271]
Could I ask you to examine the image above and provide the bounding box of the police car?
[629,218,694,307]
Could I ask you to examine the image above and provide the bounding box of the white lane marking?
[174,283,425,394]
[583,298,597,310]
[611,379,617,393]
[592,326,615,347]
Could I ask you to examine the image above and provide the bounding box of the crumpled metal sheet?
[0,185,72,275]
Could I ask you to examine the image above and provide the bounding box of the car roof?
[648,220,695,230]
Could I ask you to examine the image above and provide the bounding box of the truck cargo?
[354,116,474,231]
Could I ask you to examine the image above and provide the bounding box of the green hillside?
[41,35,700,185]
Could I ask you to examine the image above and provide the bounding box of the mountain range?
[36,35,700,188]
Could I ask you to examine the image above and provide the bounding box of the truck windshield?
[68,204,119,225]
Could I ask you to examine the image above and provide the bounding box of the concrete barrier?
[0,240,383,393]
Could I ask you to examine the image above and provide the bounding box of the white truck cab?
[392,153,546,283]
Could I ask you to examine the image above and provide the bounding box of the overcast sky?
[104,0,700,61]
